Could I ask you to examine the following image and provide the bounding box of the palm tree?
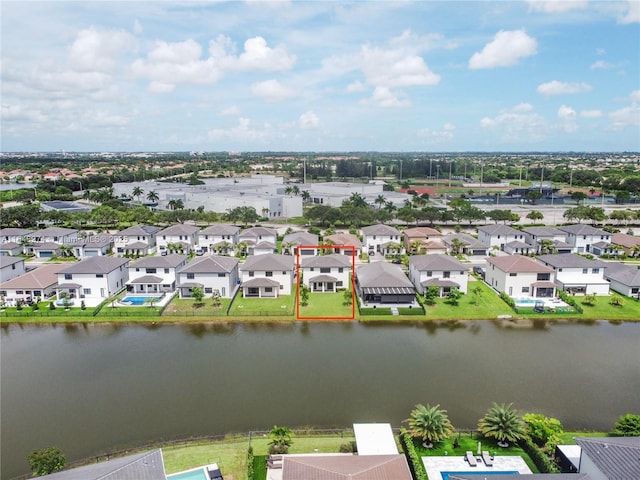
[477,402,527,446]
[268,425,293,454]
[406,403,454,447]
[537,239,556,255]
[291,185,300,196]
[349,192,367,208]
[374,194,386,210]
[146,191,159,204]
[167,199,184,210]
[132,186,144,203]
[301,190,311,203]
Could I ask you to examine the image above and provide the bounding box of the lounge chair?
[465,451,477,466]
[482,451,493,466]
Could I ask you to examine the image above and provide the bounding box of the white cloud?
[417,123,456,143]
[630,90,640,103]
[557,105,578,133]
[346,80,366,92]
[537,80,592,95]
[250,79,297,102]
[361,86,411,108]
[299,110,320,129]
[469,29,537,70]
[207,117,274,142]
[132,35,296,92]
[69,27,135,72]
[590,60,613,70]
[1,104,48,123]
[617,0,640,24]
[607,90,640,130]
[133,19,143,35]
[580,110,603,118]
[480,103,546,141]
[220,105,241,116]
[527,0,588,13]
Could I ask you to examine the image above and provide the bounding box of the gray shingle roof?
[403,227,442,238]
[559,224,608,236]
[129,254,188,269]
[180,255,239,273]
[301,254,352,268]
[604,262,640,286]
[242,277,280,288]
[240,254,293,272]
[0,227,33,237]
[409,253,467,271]
[28,227,77,238]
[362,224,401,236]
[36,449,166,480]
[128,274,164,284]
[0,256,24,268]
[324,233,362,249]
[522,226,566,237]
[356,262,413,288]
[478,224,521,235]
[283,231,319,245]
[199,224,240,235]
[59,257,129,274]
[443,233,487,250]
[239,226,277,238]
[536,253,608,269]
[117,225,160,236]
[0,264,67,289]
[575,436,640,479]
[157,224,199,236]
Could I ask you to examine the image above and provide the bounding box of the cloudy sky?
[1,0,638,152]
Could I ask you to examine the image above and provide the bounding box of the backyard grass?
[574,291,640,321]
[162,297,231,317]
[299,292,354,318]
[228,294,295,316]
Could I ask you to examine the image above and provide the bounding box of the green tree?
[478,402,527,446]
[423,285,439,306]
[526,190,542,205]
[300,284,310,306]
[192,286,204,306]
[268,425,293,454]
[471,285,483,306]
[523,413,564,447]
[613,413,640,436]
[146,190,159,203]
[571,191,588,205]
[343,289,353,306]
[446,287,462,306]
[132,186,144,202]
[526,210,544,222]
[406,403,454,447]
[27,446,66,476]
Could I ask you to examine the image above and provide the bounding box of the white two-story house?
[114,225,160,256]
[558,224,611,254]
[127,254,189,294]
[56,257,129,307]
[361,224,403,255]
[536,253,609,295]
[282,232,319,256]
[197,225,240,255]
[300,254,352,292]
[485,255,556,299]
[157,224,199,255]
[26,227,79,258]
[521,227,572,254]
[408,254,469,296]
[477,224,525,250]
[177,256,239,299]
[238,227,278,256]
[239,254,294,298]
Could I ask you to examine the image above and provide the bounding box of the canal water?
[1,320,639,479]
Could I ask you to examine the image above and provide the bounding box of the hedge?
[359,307,393,315]
[399,430,428,480]
[398,306,425,315]
[247,446,254,480]
[519,437,559,473]
[557,290,583,313]
[500,291,517,310]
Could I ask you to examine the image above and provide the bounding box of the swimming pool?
[120,295,163,306]
[441,471,519,480]
[514,298,538,305]
[167,467,208,480]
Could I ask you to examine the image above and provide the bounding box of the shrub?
[500,292,516,310]
[80,300,86,310]
[268,443,289,455]
[557,290,583,313]
[519,437,559,473]
[399,430,428,480]
[613,413,640,436]
[49,301,56,310]
[398,306,424,315]
[246,446,254,480]
[359,307,392,315]
[339,441,357,453]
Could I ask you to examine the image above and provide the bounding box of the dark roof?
[443,233,487,250]
[575,436,640,479]
[282,454,412,480]
[36,449,166,480]
[180,255,238,273]
[129,254,188,269]
[59,257,129,274]
[420,278,460,288]
[537,253,607,269]
[301,254,352,268]
[356,262,413,289]
[504,240,532,249]
[240,254,293,272]
[117,225,160,236]
[242,277,280,288]
[409,253,467,271]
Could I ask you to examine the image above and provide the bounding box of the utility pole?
[449,161,452,188]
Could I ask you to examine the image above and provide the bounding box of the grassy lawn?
[228,294,295,316]
[162,297,231,317]
[299,292,354,318]
[0,302,94,322]
[414,433,539,474]
[420,280,513,320]
[574,292,640,321]
[558,431,608,444]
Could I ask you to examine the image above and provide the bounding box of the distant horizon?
[2,150,639,155]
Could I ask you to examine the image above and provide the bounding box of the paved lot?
[423,454,532,480]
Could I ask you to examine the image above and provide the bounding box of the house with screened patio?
[300,254,352,292]
[239,254,294,298]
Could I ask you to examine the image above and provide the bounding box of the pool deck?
[423,455,532,480]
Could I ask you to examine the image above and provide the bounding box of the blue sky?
[1,0,638,152]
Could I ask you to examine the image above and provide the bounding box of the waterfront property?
[0,263,67,306]
[239,254,294,298]
[177,255,239,299]
[485,255,556,300]
[300,254,352,292]
[127,254,188,294]
[536,254,610,295]
[355,261,416,305]
[423,456,531,480]
[408,254,469,296]
[56,257,129,307]
[604,261,640,297]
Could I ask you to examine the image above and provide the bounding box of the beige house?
[402,227,444,254]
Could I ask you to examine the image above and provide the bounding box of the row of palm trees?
[406,402,527,447]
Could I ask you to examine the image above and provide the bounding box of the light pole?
[448,161,452,188]
[436,165,440,186]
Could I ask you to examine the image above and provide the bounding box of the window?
[320,267,330,274]
[0,290,6,296]
[146,268,157,274]
[426,271,432,277]
[509,272,517,277]
[632,288,639,294]
[336,281,343,287]
[265,287,273,293]
[64,274,72,280]
[96,274,103,278]
[205,288,213,294]
[16,290,23,295]
[522,287,529,293]
[249,271,254,277]
[592,268,600,274]
[34,290,41,297]
[279,285,284,290]
[266,271,273,277]
[282,271,286,275]
[218,273,226,277]
[582,268,588,274]
[83,288,91,295]
[136,268,140,272]
[186,273,195,280]
[164,268,169,274]
[537,273,550,281]
[443,271,450,279]
[338,267,344,273]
